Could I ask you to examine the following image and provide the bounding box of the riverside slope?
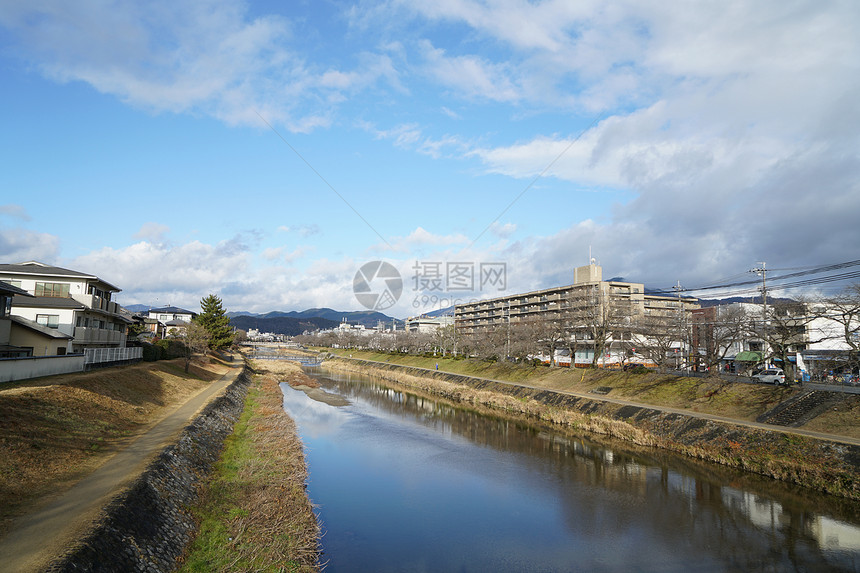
[0,363,246,573]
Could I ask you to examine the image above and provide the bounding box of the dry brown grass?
[181,359,320,572]
[255,359,321,388]
[325,350,860,437]
[802,393,860,439]
[0,358,225,536]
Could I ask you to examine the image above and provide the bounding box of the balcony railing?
[70,294,121,315]
[73,327,125,345]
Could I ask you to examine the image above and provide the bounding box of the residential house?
[146,306,197,338]
[1,281,65,358]
[0,261,132,354]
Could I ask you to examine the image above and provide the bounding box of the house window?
[35,282,70,297]
[36,314,60,328]
[57,347,66,355]
[2,279,22,288]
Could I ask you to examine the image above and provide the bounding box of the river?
[280,368,860,572]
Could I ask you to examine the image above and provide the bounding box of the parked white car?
[753,368,786,385]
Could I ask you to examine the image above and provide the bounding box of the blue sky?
[1,0,859,317]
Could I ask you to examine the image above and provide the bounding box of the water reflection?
[282,370,860,572]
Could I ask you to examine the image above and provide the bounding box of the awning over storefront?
[734,351,763,362]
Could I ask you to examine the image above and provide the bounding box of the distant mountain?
[229,315,339,336]
[226,310,259,318]
[228,307,401,328]
[124,304,153,313]
[697,296,795,308]
[282,308,401,327]
[420,305,455,317]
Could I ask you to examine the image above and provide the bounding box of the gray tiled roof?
[9,315,74,339]
[11,295,87,310]
[0,261,121,292]
[0,281,33,297]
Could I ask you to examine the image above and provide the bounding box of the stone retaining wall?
[47,369,250,573]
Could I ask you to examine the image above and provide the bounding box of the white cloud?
[0,0,398,131]
[275,224,320,237]
[133,222,170,243]
[261,247,283,261]
[419,41,521,103]
[0,228,60,263]
[70,237,252,306]
[367,123,469,158]
[261,245,312,263]
[490,222,517,238]
[0,204,31,221]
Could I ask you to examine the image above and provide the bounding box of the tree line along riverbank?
[322,354,860,501]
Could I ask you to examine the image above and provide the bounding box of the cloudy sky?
[1,0,858,317]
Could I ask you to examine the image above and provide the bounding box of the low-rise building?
[145,306,197,338]
[405,315,454,333]
[1,261,132,353]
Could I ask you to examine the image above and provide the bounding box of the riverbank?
[179,360,320,572]
[0,358,232,538]
[322,349,860,437]
[325,357,860,500]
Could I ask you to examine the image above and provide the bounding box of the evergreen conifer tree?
[197,294,234,350]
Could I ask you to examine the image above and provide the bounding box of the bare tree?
[632,313,682,372]
[571,284,629,367]
[469,326,508,362]
[432,325,457,356]
[182,321,211,373]
[517,315,568,366]
[824,283,860,353]
[691,305,748,374]
[749,300,826,381]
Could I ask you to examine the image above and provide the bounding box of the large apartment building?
[455,262,699,332]
[0,261,131,353]
[455,262,699,365]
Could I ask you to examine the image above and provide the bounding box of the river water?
[280,369,860,572]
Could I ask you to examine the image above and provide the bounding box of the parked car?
[753,368,786,385]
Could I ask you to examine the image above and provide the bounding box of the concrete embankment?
[46,368,251,572]
[327,358,860,500]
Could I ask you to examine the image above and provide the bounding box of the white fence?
[0,354,86,383]
[84,346,143,366]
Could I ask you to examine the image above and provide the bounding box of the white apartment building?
[0,261,131,353]
[405,315,454,333]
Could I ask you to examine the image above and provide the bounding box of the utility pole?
[750,262,768,364]
[673,281,685,371]
[505,299,511,361]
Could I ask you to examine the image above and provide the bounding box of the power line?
[649,259,860,298]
